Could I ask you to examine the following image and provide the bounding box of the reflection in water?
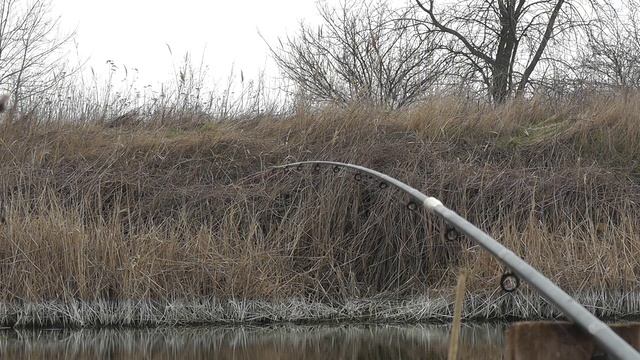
[0,323,503,359]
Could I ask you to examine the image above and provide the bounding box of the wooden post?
[448,270,467,360]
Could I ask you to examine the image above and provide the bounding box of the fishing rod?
[272,160,640,360]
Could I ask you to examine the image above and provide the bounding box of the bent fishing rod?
[272,160,640,360]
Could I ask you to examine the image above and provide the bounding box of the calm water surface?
[0,323,503,359]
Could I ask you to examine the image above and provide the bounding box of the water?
[0,323,503,359]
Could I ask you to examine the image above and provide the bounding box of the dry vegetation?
[1,94,640,326]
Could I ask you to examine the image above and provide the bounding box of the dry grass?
[0,93,639,326]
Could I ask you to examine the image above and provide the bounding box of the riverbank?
[1,94,639,326]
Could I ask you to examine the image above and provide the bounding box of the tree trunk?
[491,0,518,103]
[491,60,511,103]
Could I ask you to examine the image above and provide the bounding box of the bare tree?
[269,0,445,109]
[579,1,640,91]
[0,0,73,111]
[414,0,591,103]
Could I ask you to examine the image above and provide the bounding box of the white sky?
[52,0,324,87]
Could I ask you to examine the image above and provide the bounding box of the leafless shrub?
[269,0,445,109]
[578,1,640,92]
[0,0,73,112]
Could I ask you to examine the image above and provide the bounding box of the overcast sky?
[52,0,325,87]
